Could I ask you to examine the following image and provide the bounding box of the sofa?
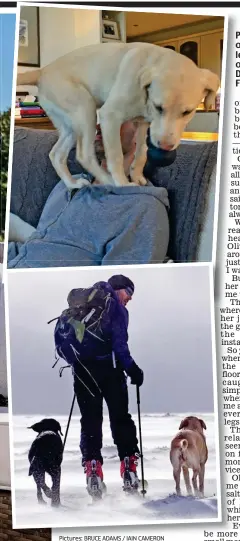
[9,128,218,263]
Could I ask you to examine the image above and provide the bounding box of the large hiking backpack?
[53,283,113,364]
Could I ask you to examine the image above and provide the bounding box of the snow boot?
[85,459,105,500]
[120,454,139,492]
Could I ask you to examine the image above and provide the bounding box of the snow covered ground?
[11,412,220,529]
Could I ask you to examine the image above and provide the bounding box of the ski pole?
[136,385,147,497]
[63,393,76,451]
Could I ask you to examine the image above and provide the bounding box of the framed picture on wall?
[102,19,120,40]
[18,6,40,67]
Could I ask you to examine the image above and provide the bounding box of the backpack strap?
[47,316,60,324]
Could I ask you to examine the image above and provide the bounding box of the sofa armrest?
[196,164,216,262]
[151,141,218,262]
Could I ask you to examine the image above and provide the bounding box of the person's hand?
[127,361,144,387]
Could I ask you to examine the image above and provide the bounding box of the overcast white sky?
[7,265,216,416]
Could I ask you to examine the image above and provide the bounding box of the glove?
[127,361,144,387]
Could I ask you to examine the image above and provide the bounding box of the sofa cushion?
[11,128,85,228]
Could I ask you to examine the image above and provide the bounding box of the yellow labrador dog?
[17,42,219,190]
[170,416,208,498]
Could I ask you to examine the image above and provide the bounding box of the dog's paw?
[64,176,91,191]
[137,175,147,186]
[38,499,47,505]
[130,173,148,186]
[51,500,61,508]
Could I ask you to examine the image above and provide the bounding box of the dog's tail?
[28,457,36,476]
[17,69,41,87]
[180,439,188,450]
[179,438,188,461]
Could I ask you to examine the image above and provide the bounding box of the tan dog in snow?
[17,42,219,190]
[170,416,208,498]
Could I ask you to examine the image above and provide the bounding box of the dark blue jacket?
[90,281,134,372]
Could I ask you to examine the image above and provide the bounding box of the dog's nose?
[159,142,175,151]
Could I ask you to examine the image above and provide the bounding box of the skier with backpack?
[54,274,144,499]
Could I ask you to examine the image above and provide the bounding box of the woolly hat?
[108,274,135,296]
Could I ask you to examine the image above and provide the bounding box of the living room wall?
[17,6,101,95]
[40,6,101,66]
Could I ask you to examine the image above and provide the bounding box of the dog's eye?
[155,105,164,114]
[182,109,193,117]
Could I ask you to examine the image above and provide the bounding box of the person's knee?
[109,411,131,430]
[81,414,103,431]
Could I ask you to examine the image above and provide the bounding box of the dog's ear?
[179,418,189,430]
[138,66,155,90]
[199,418,207,430]
[200,69,220,110]
[57,422,63,436]
[47,419,63,436]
